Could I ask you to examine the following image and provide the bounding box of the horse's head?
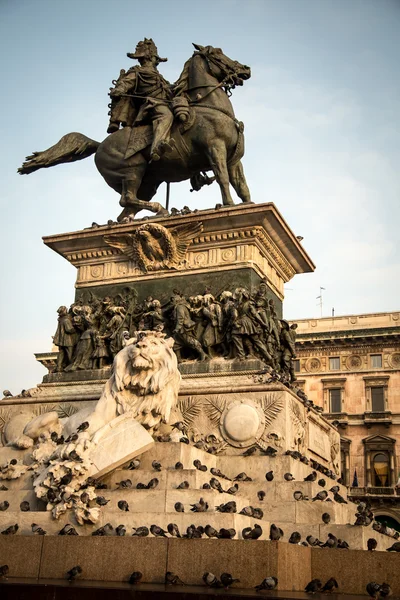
[192,43,251,91]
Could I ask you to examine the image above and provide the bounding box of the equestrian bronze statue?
[18,40,252,221]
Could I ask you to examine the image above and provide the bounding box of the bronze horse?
[19,44,252,221]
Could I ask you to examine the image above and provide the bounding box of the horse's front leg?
[207,143,235,206]
[228,160,252,204]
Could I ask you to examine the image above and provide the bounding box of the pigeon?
[152,460,162,471]
[257,491,266,501]
[293,491,304,501]
[202,483,211,489]
[306,535,323,547]
[116,479,132,489]
[58,524,78,536]
[386,541,400,552]
[0,565,9,579]
[165,571,186,585]
[167,523,181,538]
[304,471,317,482]
[318,479,326,487]
[211,468,230,480]
[262,446,278,457]
[65,434,78,443]
[322,513,331,524]
[172,421,186,432]
[242,524,262,540]
[225,483,239,495]
[2,390,13,397]
[337,539,350,549]
[126,459,140,470]
[366,582,382,599]
[77,421,89,433]
[252,508,264,520]
[174,502,184,513]
[136,483,146,489]
[220,573,240,589]
[129,571,143,584]
[150,524,168,538]
[60,473,73,486]
[312,491,328,502]
[284,473,294,481]
[175,462,184,470]
[380,583,392,598]
[185,524,203,539]
[132,526,149,537]
[146,478,159,489]
[203,572,223,588]
[210,478,224,493]
[240,506,254,517]
[67,565,83,582]
[118,500,129,512]
[218,528,236,539]
[234,472,252,482]
[329,485,340,494]
[31,523,46,535]
[1,524,18,535]
[0,485,8,491]
[69,450,83,462]
[242,446,257,457]
[269,524,283,541]
[177,481,189,489]
[367,538,377,551]
[205,525,219,538]
[194,441,206,450]
[322,533,338,549]
[193,459,207,472]
[305,579,322,593]
[180,437,190,444]
[289,531,301,544]
[255,576,278,591]
[96,496,110,506]
[116,525,126,536]
[265,471,274,482]
[190,497,208,512]
[333,492,347,504]
[217,501,237,513]
[19,500,30,512]
[0,501,9,511]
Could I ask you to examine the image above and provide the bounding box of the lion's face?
[130,335,170,371]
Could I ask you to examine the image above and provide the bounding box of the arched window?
[372,452,390,487]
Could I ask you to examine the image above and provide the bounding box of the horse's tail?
[18,132,100,175]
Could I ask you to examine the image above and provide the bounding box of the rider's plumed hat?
[127,38,167,63]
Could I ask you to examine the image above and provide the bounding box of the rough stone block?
[0,535,43,578]
[39,537,168,582]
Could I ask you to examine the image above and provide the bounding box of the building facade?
[291,311,400,528]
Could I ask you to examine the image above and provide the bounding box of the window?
[372,452,389,486]
[329,357,340,371]
[329,388,342,413]
[293,359,300,373]
[371,387,385,412]
[371,354,382,369]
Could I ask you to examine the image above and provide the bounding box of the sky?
[0,0,399,393]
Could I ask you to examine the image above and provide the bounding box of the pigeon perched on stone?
[126,459,141,470]
[0,564,9,579]
[318,479,326,487]
[225,483,239,495]
[306,535,323,547]
[2,390,13,397]
[321,577,338,592]
[322,533,338,549]
[255,576,278,591]
[242,524,262,540]
[118,500,129,512]
[218,528,236,539]
[204,525,219,538]
[217,501,237,513]
[171,421,186,432]
[96,496,110,506]
[203,572,223,588]
[304,471,317,482]
[322,513,331,524]
[312,491,328,502]
[221,573,240,589]
[269,524,283,541]
[115,525,126,536]
[129,571,143,584]
[210,478,224,493]
[152,460,162,471]
[165,571,186,585]
[146,478,159,489]
[167,523,181,538]
[337,539,350,549]
[202,483,211,489]
[60,473,73,486]
[180,437,190,444]
[367,538,377,551]
[252,508,264,519]
[174,502,184,513]
[116,479,132,489]
[262,446,278,457]
[1,524,18,535]
[265,471,274,482]
[293,491,304,501]
[329,485,340,493]
[234,472,252,482]
[190,497,208,512]
[185,524,203,539]
[257,491,266,501]
[177,481,189,489]
[0,501,9,512]
[386,541,400,552]
[175,462,183,470]
[31,523,46,535]
[305,579,322,593]
[289,531,301,544]
[0,485,8,491]
[67,565,82,582]
[136,483,146,489]
[242,446,257,457]
[77,421,89,433]
[380,583,392,598]
[58,523,78,536]
[132,526,149,537]
[333,491,347,504]
[150,524,168,538]
[366,582,382,599]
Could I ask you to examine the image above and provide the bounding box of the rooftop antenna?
[316,286,325,318]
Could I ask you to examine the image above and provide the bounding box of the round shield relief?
[220,399,265,448]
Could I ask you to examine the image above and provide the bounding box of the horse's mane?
[173,57,192,97]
